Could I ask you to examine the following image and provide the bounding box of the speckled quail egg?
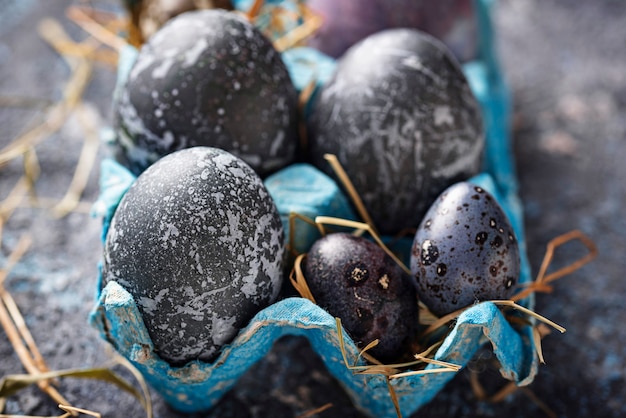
[102,147,285,366]
[410,182,520,317]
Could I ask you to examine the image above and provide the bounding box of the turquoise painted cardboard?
[90,0,538,416]
[264,163,357,255]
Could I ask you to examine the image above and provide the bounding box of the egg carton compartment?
[89,0,538,417]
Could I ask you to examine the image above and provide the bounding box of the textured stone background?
[1,0,624,417]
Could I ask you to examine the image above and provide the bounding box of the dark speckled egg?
[308,28,484,235]
[102,147,285,366]
[114,9,299,176]
[304,233,418,362]
[410,182,520,317]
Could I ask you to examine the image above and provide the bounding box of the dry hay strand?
[1,175,92,217]
[0,246,152,416]
[0,231,153,415]
[335,318,458,418]
[286,212,323,257]
[37,19,94,106]
[296,78,316,152]
[0,177,33,238]
[244,0,322,52]
[119,0,144,47]
[52,104,101,218]
[334,316,458,378]
[469,365,557,418]
[323,154,378,234]
[0,405,103,418]
[58,405,101,418]
[0,13,112,220]
[532,324,552,365]
[0,235,151,417]
[0,236,73,413]
[0,237,49,380]
[511,229,598,302]
[122,0,321,51]
[0,98,71,167]
[0,18,92,168]
[270,3,322,52]
[289,254,316,304]
[65,6,127,53]
[386,377,402,418]
[0,361,153,417]
[0,97,53,109]
[295,402,333,418]
[246,0,265,20]
[420,300,565,342]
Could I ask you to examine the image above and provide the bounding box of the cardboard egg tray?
[90,0,538,416]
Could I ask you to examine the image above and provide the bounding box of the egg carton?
[89,0,538,416]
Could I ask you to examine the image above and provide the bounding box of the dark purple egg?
[114,9,299,176]
[410,182,520,317]
[306,0,478,62]
[304,233,418,362]
[102,147,285,366]
[308,28,484,235]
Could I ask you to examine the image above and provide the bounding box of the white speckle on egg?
[151,56,176,79]
[269,131,285,157]
[183,37,209,68]
[434,105,454,126]
[211,314,238,346]
[138,287,169,316]
[159,222,179,248]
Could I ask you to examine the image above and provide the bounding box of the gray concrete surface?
[1,0,625,417]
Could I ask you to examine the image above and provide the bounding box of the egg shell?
[307,28,484,235]
[304,233,418,362]
[410,181,520,317]
[114,9,299,176]
[102,147,285,366]
[306,0,478,62]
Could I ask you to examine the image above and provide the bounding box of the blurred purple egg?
[306,0,478,62]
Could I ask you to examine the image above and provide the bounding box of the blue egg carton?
[90,1,538,416]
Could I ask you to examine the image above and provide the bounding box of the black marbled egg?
[308,28,484,235]
[304,233,418,362]
[102,147,285,366]
[114,9,299,176]
[410,182,520,317]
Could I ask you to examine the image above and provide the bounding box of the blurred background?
[0,0,624,417]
